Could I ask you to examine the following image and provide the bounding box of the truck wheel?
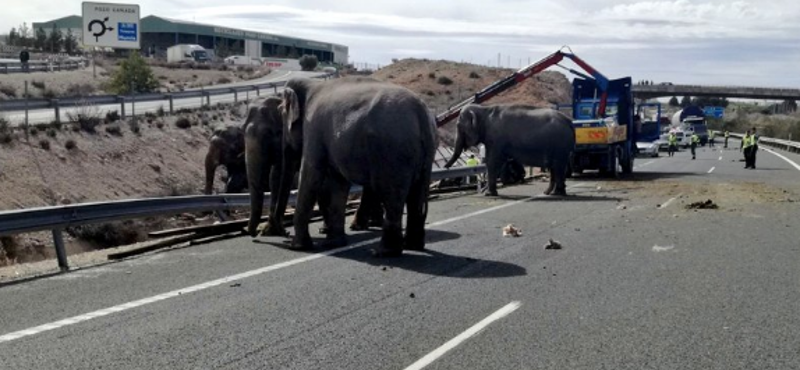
[621,150,634,175]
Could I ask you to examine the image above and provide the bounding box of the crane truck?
[435,47,637,179]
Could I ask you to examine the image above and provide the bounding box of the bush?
[42,88,57,99]
[39,139,50,150]
[217,77,232,84]
[469,71,481,79]
[218,64,228,71]
[437,76,454,85]
[50,120,62,131]
[0,84,16,98]
[105,124,123,136]
[0,118,12,144]
[64,83,96,97]
[299,55,319,71]
[425,90,436,96]
[0,236,19,261]
[107,51,159,94]
[47,128,57,138]
[29,127,39,136]
[156,121,165,129]
[428,72,436,79]
[66,220,146,248]
[175,117,192,129]
[157,106,166,117]
[129,120,141,134]
[65,139,77,150]
[105,110,120,123]
[31,80,46,90]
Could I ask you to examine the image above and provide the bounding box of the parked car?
[636,141,659,157]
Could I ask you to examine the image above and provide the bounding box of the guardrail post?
[119,97,126,119]
[232,88,238,104]
[273,85,278,94]
[2,63,7,74]
[255,86,260,97]
[53,99,60,123]
[168,94,174,114]
[52,229,69,271]
[205,91,210,107]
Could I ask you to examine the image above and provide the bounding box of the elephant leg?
[317,180,332,235]
[262,165,288,237]
[372,189,408,258]
[291,163,322,250]
[404,172,431,251]
[351,187,382,230]
[552,164,568,196]
[321,174,349,249]
[544,169,556,195]
[485,155,502,197]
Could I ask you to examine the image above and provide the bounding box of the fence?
[0,60,84,74]
[0,165,487,271]
[721,131,800,153]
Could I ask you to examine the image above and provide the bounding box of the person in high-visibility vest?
[690,133,700,160]
[724,130,730,149]
[741,129,752,167]
[668,132,678,157]
[709,131,716,147]
[748,127,759,169]
[464,154,480,185]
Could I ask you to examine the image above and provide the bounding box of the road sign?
[82,2,140,49]
[703,106,725,119]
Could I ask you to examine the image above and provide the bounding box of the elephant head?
[444,104,485,168]
[204,125,246,195]
[243,97,284,237]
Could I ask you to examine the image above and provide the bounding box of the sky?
[3,0,800,87]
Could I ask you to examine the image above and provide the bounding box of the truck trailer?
[167,44,210,63]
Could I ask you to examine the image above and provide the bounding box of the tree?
[34,27,47,50]
[287,47,299,59]
[8,28,17,46]
[299,54,319,71]
[107,51,159,94]
[64,29,78,55]
[18,22,31,47]
[668,96,679,107]
[47,25,63,53]
[215,39,230,58]
[680,96,692,107]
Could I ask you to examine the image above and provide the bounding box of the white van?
[224,55,262,66]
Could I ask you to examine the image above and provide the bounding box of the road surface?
[2,70,325,125]
[1,142,799,369]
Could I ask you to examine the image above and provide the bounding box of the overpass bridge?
[633,84,800,100]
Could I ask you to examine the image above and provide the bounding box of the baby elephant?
[205,125,247,195]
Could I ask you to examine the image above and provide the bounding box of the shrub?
[42,88,57,99]
[425,90,436,96]
[129,120,141,134]
[67,99,102,133]
[105,124,123,136]
[105,110,120,123]
[437,76,454,85]
[66,220,146,248]
[217,77,232,84]
[50,120,62,131]
[64,83,96,97]
[0,84,16,98]
[107,51,159,94]
[31,80,46,90]
[0,118,13,144]
[157,106,166,117]
[158,75,167,80]
[0,236,20,261]
[29,127,39,136]
[175,117,192,129]
[469,71,481,79]
[428,72,436,79]
[47,128,57,138]
[299,55,319,71]
[39,139,50,150]
[218,64,228,71]
[156,121,165,129]
[145,111,156,119]
[65,139,77,150]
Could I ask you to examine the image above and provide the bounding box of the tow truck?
[435,46,637,179]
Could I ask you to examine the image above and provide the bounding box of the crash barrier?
[713,131,800,154]
[0,60,84,74]
[0,72,336,122]
[0,165,487,271]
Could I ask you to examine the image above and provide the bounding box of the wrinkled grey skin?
[280,76,437,257]
[445,104,575,196]
[205,126,247,195]
[245,98,384,238]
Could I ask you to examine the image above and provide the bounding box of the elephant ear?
[460,107,481,147]
[281,88,301,133]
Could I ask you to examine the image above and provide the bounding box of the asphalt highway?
[0,142,799,369]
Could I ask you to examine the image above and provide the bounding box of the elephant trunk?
[270,150,299,230]
[204,141,221,195]
[444,132,464,168]
[245,136,267,237]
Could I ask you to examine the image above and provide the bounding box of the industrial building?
[32,15,349,64]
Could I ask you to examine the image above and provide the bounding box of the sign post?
[82,2,141,50]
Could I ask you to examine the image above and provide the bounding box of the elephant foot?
[349,220,369,231]
[369,218,383,228]
[485,191,499,197]
[373,229,404,258]
[403,235,426,251]
[321,234,348,249]
[259,222,289,238]
[552,189,567,196]
[290,234,314,251]
[370,247,403,258]
[319,224,329,234]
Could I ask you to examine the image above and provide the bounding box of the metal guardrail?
[0,165,487,271]
[0,60,84,74]
[713,131,800,153]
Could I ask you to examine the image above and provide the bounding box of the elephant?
[205,125,247,195]
[244,97,384,238]
[444,104,575,196]
[278,76,437,257]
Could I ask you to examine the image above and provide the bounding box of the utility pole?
[497,53,501,68]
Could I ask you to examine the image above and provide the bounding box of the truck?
[435,47,637,179]
[167,44,210,63]
[671,105,708,145]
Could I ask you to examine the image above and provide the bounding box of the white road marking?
[658,193,683,209]
[0,183,569,344]
[653,245,675,252]
[763,148,800,171]
[635,160,655,169]
[719,156,723,161]
[708,167,716,174]
[403,301,522,370]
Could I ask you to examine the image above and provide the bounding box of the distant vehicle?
[224,55,261,66]
[636,141,659,157]
[167,44,209,63]
[671,106,708,145]
[660,82,673,86]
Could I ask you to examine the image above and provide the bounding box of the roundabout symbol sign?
[82,2,140,49]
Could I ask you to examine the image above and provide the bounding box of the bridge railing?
[634,84,800,93]
[0,165,487,272]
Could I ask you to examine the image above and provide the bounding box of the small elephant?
[445,104,575,196]
[205,125,246,195]
[279,76,438,257]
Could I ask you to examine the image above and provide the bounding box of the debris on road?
[502,224,522,237]
[617,204,628,210]
[409,293,416,298]
[685,199,719,210]
[544,239,563,250]
[230,283,241,288]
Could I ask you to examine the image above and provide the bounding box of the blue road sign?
[703,106,724,119]
[118,22,137,42]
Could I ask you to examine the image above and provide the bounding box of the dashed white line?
[659,193,684,209]
[763,148,800,171]
[708,167,716,174]
[635,160,655,169]
[403,301,522,370]
[719,156,723,161]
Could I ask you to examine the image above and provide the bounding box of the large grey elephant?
[244,97,384,238]
[444,104,575,196]
[278,76,437,257]
[204,125,247,195]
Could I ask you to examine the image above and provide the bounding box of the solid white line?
[708,167,716,174]
[659,193,683,209]
[403,301,522,370]
[0,186,552,344]
[635,160,655,169]
[763,148,800,171]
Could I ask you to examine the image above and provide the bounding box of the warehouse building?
[32,15,349,64]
